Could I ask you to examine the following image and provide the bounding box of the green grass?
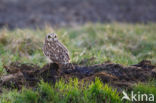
[132,80,156,102]
[1,79,156,103]
[0,23,156,102]
[0,23,155,71]
[0,78,121,103]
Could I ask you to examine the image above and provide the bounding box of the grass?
[1,79,156,103]
[0,23,156,102]
[0,23,155,70]
[0,78,121,103]
[132,80,156,102]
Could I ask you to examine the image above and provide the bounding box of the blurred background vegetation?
[0,23,156,75]
[0,0,156,29]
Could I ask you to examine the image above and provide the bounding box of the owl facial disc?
[46,33,57,41]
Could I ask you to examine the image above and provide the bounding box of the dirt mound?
[0,0,156,29]
[0,60,155,92]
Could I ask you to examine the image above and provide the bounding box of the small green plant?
[86,77,121,103]
[0,89,38,103]
[14,89,38,103]
[38,80,59,103]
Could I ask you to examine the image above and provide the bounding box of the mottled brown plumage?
[43,33,74,69]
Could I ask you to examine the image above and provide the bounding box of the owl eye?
[54,35,57,38]
[48,35,51,38]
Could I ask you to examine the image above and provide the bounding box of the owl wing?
[56,42,70,63]
[43,43,49,57]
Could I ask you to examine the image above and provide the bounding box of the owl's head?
[46,33,58,42]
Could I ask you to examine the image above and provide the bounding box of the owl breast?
[43,40,70,64]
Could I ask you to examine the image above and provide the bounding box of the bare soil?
[0,60,155,93]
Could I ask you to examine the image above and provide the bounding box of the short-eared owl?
[43,33,74,69]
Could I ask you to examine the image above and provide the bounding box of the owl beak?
[54,38,57,41]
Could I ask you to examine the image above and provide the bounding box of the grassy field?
[0,23,156,102]
[0,78,121,103]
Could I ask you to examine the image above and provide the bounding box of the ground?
[0,23,156,103]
